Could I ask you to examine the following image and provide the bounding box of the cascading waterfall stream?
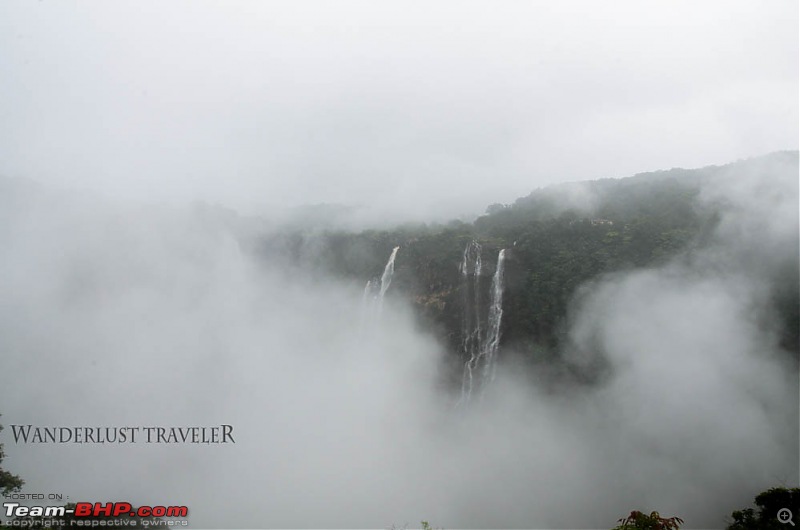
[459,246,506,403]
[362,279,376,304]
[482,248,506,386]
[359,279,378,330]
[459,240,483,402]
[359,247,400,333]
[377,246,400,314]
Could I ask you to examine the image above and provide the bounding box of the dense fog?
[1,1,797,528]
[0,154,796,528]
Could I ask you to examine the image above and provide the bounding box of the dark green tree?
[612,511,683,530]
[727,487,800,530]
[0,417,25,495]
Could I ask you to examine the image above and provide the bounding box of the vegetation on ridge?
[256,152,800,383]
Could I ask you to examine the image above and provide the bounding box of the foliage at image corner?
[2,415,799,530]
[725,487,800,530]
[610,487,800,530]
[612,511,684,530]
[0,416,25,496]
[0,424,166,526]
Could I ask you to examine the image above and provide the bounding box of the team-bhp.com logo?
[4,502,187,519]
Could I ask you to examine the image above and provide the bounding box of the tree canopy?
[0,417,24,496]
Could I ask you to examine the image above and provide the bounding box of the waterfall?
[362,279,376,304]
[459,240,483,402]
[379,247,400,299]
[360,246,400,330]
[459,246,506,404]
[359,279,378,329]
[482,248,506,386]
[377,246,400,314]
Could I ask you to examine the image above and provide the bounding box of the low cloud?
[0,154,796,528]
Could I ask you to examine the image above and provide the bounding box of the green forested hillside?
[257,152,799,376]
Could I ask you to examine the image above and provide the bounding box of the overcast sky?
[0,1,797,220]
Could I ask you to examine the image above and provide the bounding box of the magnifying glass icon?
[778,508,795,526]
